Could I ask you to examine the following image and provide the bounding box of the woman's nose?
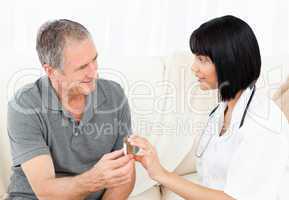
[191,62,199,73]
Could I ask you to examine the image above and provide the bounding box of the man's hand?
[79,149,135,193]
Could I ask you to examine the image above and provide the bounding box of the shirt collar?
[229,86,255,128]
[212,86,255,136]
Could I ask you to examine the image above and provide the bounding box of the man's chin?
[68,84,95,96]
[81,82,96,94]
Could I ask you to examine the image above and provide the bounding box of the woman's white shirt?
[196,87,289,200]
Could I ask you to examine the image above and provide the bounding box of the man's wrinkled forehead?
[62,38,97,71]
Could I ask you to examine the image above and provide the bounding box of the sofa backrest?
[273,77,289,122]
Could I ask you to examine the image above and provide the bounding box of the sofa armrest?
[128,185,161,200]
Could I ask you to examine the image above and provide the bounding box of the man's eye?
[93,56,97,62]
[79,65,88,71]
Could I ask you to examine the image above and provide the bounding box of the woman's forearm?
[156,171,234,200]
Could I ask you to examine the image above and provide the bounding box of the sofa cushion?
[174,145,196,176]
[163,52,217,176]
[130,52,217,196]
[0,182,5,199]
[128,185,161,200]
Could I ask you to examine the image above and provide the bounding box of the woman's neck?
[220,90,243,136]
[227,90,243,110]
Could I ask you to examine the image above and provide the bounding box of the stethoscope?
[195,85,256,158]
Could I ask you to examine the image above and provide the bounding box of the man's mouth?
[81,79,93,83]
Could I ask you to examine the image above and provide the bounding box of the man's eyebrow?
[75,53,98,71]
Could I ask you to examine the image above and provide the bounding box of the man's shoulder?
[97,78,123,92]
[95,78,128,111]
[96,78,126,99]
[8,77,43,111]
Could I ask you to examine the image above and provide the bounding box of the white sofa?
[1,52,289,200]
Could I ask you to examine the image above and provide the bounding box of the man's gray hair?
[36,19,91,69]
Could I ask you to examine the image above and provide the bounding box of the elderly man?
[6,19,135,200]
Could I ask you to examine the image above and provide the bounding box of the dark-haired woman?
[128,15,289,200]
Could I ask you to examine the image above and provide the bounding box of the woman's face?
[191,54,218,90]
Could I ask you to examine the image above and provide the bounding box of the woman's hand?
[128,135,167,181]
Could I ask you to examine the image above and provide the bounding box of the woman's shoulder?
[241,90,289,141]
[239,96,289,158]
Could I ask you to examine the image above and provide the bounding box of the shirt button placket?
[73,121,80,137]
[74,129,79,136]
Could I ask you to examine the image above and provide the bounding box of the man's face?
[54,38,98,96]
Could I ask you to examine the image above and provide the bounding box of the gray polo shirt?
[7,76,132,200]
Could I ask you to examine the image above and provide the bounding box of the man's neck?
[62,94,86,122]
[65,95,86,122]
[51,81,86,121]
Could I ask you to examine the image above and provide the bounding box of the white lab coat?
[196,86,289,200]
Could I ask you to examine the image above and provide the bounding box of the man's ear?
[43,64,57,79]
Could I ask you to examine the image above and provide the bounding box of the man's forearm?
[36,176,88,200]
[36,172,104,200]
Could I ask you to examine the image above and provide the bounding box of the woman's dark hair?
[190,15,261,101]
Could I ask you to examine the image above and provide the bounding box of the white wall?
[1,0,289,88]
[0,0,289,190]
[1,0,289,81]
